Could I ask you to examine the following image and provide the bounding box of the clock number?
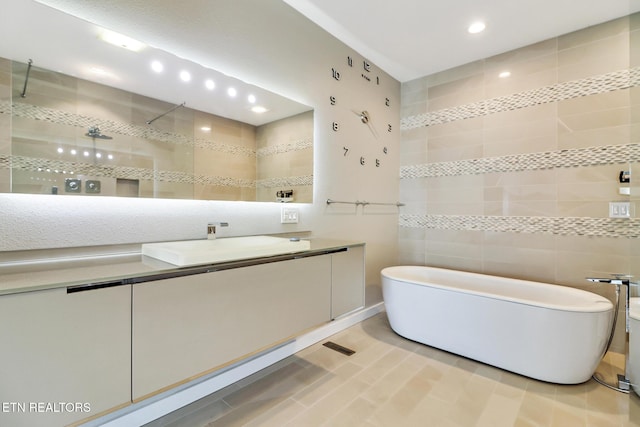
[329,96,336,105]
[383,147,388,154]
[363,60,371,72]
[332,121,339,132]
[388,124,392,132]
[331,68,341,81]
[343,147,349,156]
[376,159,381,167]
[347,56,353,67]
[360,157,365,166]
[385,97,390,107]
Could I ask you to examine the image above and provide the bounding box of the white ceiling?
[284,0,640,82]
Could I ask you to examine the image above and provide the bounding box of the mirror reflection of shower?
[85,126,112,140]
[85,126,113,165]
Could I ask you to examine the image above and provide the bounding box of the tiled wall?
[0,58,312,201]
[256,110,313,203]
[400,16,639,353]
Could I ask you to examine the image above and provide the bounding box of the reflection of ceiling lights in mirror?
[179,70,191,82]
[248,94,256,104]
[467,21,486,34]
[251,106,268,114]
[99,29,146,52]
[0,0,313,127]
[227,87,237,97]
[151,61,164,73]
[89,67,116,80]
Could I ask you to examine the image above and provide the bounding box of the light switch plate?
[281,207,299,224]
[609,202,631,218]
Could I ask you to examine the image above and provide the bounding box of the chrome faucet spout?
[207,222,229,240]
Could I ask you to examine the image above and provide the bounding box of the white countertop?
[0,239,364,295]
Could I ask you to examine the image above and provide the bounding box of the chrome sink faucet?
[207,222,229,240]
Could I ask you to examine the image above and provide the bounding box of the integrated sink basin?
[141,236,311,267]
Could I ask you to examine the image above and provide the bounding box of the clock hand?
[350,109,367,122]
[350,110,378,138]
[362,111,378,139]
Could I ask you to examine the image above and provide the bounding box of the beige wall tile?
[484,118,557,157]
[558,123,630,150]
[485,52,558,98]
[558,16,630,51]
[428,74,485,110]
[558,31,630,81]
[400,15,637,292]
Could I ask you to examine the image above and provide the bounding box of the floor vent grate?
[322,341,355,356]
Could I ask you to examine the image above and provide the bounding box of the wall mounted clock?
[329,54,395,168]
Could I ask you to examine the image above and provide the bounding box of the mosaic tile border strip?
[257,175,314,188]
[256,137,313,157]
[0,101,256,157]
[2,155,254,188]
[399,214,640,239]
[400,67,640,130]
[401,143,640,179]
[1,101,313,157]
[1,155,312,189]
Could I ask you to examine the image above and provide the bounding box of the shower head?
[85,126,112,140]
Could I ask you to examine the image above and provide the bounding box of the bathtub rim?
[381,265,613,314]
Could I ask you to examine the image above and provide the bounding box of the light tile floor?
[145,313,640,426]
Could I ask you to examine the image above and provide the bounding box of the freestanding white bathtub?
[381,266,614,384]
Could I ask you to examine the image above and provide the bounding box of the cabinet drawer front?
[132,255,331,400]
[0,286,131,427]
[331,245,365,319]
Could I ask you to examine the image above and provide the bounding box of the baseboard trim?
[82,302,385,427]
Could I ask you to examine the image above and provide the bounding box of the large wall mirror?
[0,1,313,203]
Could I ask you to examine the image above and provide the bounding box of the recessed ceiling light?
[57,147,64,154]
[227,87,237,97]
[100,29,145,52]
[205,79,215,90]
[179,71,191,82]
[468,21,486,34]
[200,126,211,131]
[251,106,268,114]
[151,61,164,73]
[248,94,256,104]
[499,71,511,78]
[70,149,77,155]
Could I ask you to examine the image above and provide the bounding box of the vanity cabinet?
[331,245,365,319]
[0,240,365,422]
[0,285,131,427]
[132,254,332,400]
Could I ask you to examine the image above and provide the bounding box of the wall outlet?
[281,207,299,224]
[609,202,631,218]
